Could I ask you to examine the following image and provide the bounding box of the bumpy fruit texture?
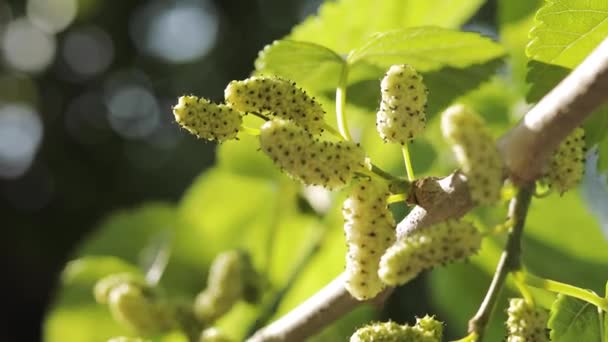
[506,298,549,342]
[194,251,244,323]
[343,178,396,300]
[379,219,481,286]
[441,104,503,205]
[94,273,147,304]
[225,76,326,134]
[546,127,585,194]
[259,119,366,190]
[199,327,232,342]
[350,316,443,342]
[376,64,427,145]
[107,283,175,336]
[173,95,242,142]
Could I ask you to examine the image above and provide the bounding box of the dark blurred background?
[0,0,495,340]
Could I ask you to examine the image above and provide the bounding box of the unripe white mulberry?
[343,178,396,300]
[94,273,146,304]
[259,119,366,190]
[225,76,326,134]
[379,220,481,286]
[441,104,503,205]
[376,64,427,145]
[173,95,242,142]
[350,316,443,342]
[194,251,244,323]
[546,127,585,194]
[107,283,175,336]
[506,298,549,342]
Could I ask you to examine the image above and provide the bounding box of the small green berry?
[350,316,443,342]
[545,127,585,194]
[506,298,549,342]
[379,219,482,286]
[376,64,428,145]
[259,119,366,190]
[173,95,242,142]
[107,283,175,336]
[343,178,396,300]
[194,251,244,323]
[94,273,146,305]
[441,104,503,205]
[225,76,326,134]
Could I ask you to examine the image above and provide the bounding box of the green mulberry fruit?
[343,178,396,300]
[379,219,481,286]
[225,76,326,134]
[545,127,585,194]
[194,251,244,323]
[259,119,366,190]
[441,104,503,205]
[350,316,443,342]
[106,283,175,335]
[376,64,427,145]
[506,298,549,342]
[173,95,242,142]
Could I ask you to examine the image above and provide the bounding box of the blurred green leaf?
[290,0,485,53]
[549,295,602,342]
[522,191,608,294]
[44,256,144,342]
[216,116,283,180]
[178,168,278,266]
[584,111,608,150]
[429,263,506,341]
[348,27,505,71]
[599,137,608,172]
[255,40,345,91]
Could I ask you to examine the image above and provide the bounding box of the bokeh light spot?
[106,85,160,139]
[63,26,114,78]
[0,104,43,179]
[2,18,56,73]
[130,0,219,63]
[27,0,77,33]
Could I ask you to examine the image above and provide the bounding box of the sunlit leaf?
[549,295,603,342]
[255,40,345,91]
[290,0,486,53]
[526,0,608,147]
[348,27,505,71]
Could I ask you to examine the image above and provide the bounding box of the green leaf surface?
[347,27,505,71]
[526,0,608,147]
[549,295,603,342]
[289,0,485,53]
[254,40,345,91]
[527,0,608,70]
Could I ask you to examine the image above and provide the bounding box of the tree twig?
[467,185,533,339]
[247,37,608,342]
